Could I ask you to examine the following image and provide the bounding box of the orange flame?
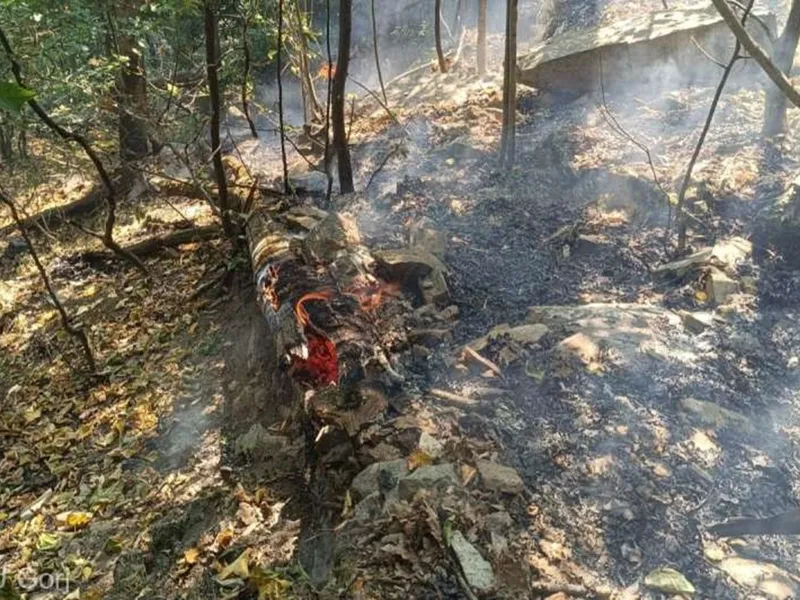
[318,63,336,80]
[294,289,335,329]
[345,280,401,314]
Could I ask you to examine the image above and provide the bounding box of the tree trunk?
[763,0,800,137]
[332,0,355,194]
[477,0,487,76]
[435,0,447,72]
[292,0,324,124]
[203,0,236,241]
[500,0,518,169]
[113,1,149,165]
[277,0,290,193]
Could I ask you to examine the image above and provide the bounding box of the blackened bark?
[278,0,290,193]
[203,0,236,241]
[763,0,800,137]
[242,11,259,138]
[332,0,354,194]
[500,0,518,169]
[435,0,447,72]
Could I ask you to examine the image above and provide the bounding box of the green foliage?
[0,82,34,114]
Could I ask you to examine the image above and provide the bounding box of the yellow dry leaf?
[184,548,200,565]
[81,565,93,581]
[58,511,93,530]
[461,464,477,486]
[695,290,708,302]
[218,548,250,581]
[24,406,42,424]
[215,528,234,549]
[407,449,434,471]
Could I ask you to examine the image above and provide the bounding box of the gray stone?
[680,310,715,333]
[303,212,361,262]
[235,424,287,460]
[409,219,447,258]
[476,461,525,494]
[484,510,513,534]
[706,268,739,305]
[351,459,408,500]
[653,248,714,278]
[418,432,444,458]
[450,531,495,592]
[398,463,459,500]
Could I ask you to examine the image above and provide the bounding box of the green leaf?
[0,82,34,114]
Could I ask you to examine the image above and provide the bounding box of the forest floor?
[2,32,800,600]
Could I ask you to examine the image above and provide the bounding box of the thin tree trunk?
[477,0,487,76]
[203,0,237,241]
[112,1,149,166]
[242,7,259,138]
[0,26,147,274]
[0,189,96,374]
[371,0,387,103]
[325,0,334,202]
[293,0,323,123]
[500,0,518,169]
[332,0,355,194]
[435,0,447,73]
[677,0,755,249]
[277,0,290,193]
[763,0,800,137]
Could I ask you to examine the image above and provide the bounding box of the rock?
[235,423,288,461]
[643,567,695,595]
[476,461,525,494]
[653,248,713,278]
[718,557,798,599]
[351,459,408,500]
[398,463,459,500]
[353,492,383,522]
[680,397,754,434]
[555,332,601,365]
[409,219,447,258]
[303,212,361,262]
[711,237,752,272]
[450,531,495,592]
[365,442,402,462]
[680,310,715,333]
[421,269,450,305]
[438,305,460,322]
[418,432,444,458]
[484,510,513,534]
[706,268,738,305]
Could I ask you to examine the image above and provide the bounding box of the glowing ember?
[291,289,338,387]
[345,280,400,314]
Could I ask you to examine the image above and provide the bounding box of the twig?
[370,0,387,104]
[348,76,404,130]
[364,144,401,191]
[691,36,727,68]
[0,189,96,373]
[276,0,290,194]
[676,0,755,249]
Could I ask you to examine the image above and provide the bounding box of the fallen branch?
[429,387,479,409]
[78,224,220,263]
[0,26,147,276]
[711,0,800,108]
[530,581,593,597]
[0,188,96,374]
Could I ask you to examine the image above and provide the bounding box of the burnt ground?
[1,28,800,600]
[278,47,800,598]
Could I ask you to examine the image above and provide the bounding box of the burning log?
[241,204,409,458]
